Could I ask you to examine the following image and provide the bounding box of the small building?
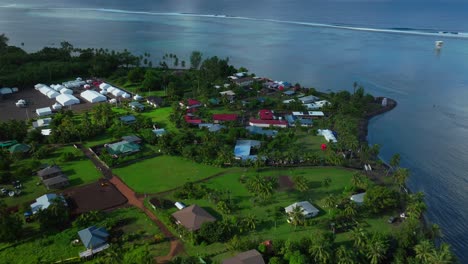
[119,115,136,124]
[213,114,238,123]
[78,226,110,258]
[222,249,265,264]
[42,175,69,190]
[129,101,145,111]
[37,165,64,180]
[8,143,31,154]
[317,129,337,143]
[32,118,52,128]
[308,111,325,118]
[283,90,296,96]
[232,77,254,87]
[298,95,319,104]
[285,201,320,218]
[199,123,225,133]
[249,119,288,128]
[245,126,278,137]
[171,205,216,231]
[175,202,186,210]
[184,115,203,125]
[180,99,202,109]
[121,135,142,144]
[234,140,261,161]
[36,107,52,117]
[220,90,236,101]
[146,96,164,107]
[285,115,313,127]
[30,193,66,214]
[152,128,166,137]
[0,140,18,148]
[56,94,80,106]
[350,192,366,205]
[259,109,274,120]
[106,141,141,157]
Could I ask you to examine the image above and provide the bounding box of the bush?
[59,152,76,162]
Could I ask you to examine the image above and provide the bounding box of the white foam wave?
[2,5,468,39]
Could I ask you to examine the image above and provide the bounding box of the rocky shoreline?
[358,97,397,143]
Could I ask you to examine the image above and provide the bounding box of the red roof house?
[180,99,202,109]
[259,109,274,120]
[213,114,238,122]
[184,115,202,124]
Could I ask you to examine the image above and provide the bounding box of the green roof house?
[8,143,31,153]
[0,140,18,148]
[106,141,140,157]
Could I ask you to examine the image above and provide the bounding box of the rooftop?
[172,205,216,231]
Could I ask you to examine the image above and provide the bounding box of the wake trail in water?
[2,5,468,39]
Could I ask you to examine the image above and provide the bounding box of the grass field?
[3,146,101,207]
[296,131,328,155]
[157,166,395,257]
[0,207,170,263]
[113,155,227,194]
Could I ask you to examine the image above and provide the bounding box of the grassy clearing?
[3,146,101,207]
[0,207,170,263]
[114,155,226,194]
[296,131,328,155]
[157,167,396,257]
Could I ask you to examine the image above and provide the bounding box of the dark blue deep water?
[1,0,467,261]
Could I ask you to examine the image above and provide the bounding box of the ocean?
[1,0,467,261]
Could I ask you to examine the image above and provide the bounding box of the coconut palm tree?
[428,223,442,240]
[365,233,388,264]
[349,226,367,252]
[344,202,358,219]
[289,205,305,230]
[309,240,333,264]
[323,194,337,211]
[351,172,366,189]
[242,214,257,231]
[414,240,435,263]
[335,245,357,264]
[430,243,453,264]
[393,168,410,190]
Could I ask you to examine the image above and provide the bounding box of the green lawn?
[157,166,396,258]
[296,131,328,155]
[113,155,226,194]
[3,146,101,207]
[0,207,170,263]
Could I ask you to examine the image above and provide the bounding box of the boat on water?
[435,40,444,49]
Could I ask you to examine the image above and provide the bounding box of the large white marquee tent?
[56,94,80,106]
[80,90,107,103]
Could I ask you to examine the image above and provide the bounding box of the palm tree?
[289,205,305,230]
[322,177,332,189]
[351,172,366,189]
[428,224,442,240]
[387,153,401,175]
[349,226,367,252]
[430,243,453,264]
[365,233,388,264]
[344,202,358,219]
[323,194,337,212]
[393,168,409,190]
[335,245,357,264]
[414,240,435,263]
[242,214,257,231]
[310,241,333,264]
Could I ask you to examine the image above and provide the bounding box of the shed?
[175,202,186,210]
[80,90,107,103]
[32,118,52,128]
[36,107,53,117]
[152,128,166,137]
[172,205,216,231]
[350,192,366,205]
[119,115,136,124]
[56,94,80,106]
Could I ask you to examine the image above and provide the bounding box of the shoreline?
[359,97,398,144]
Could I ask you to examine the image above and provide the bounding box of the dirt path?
[76,144,185,263]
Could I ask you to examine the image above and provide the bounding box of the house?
[184,115,203,125]
[121,135,142,144]
[305,100,330,110]
[285,115,313,127]
[208,98,220,105]
[32,118,52,128]
[283,90,296,96]
[171,205,216,231]
[180,99,202,109]
[234,140,261,161]
[245,126,278,137]
[285,201,320,218]
[119,115,136,124]
[317,129,337,143]
[309,111,325,118]
[43,175,69,190]
[219,90,236,101]
[37,165,64,180]
[30,193,66,214]
[146,96,163,107]
[78,226,109,250]
[199,123,225,132]
[8,143,31,154]
[152,128,166,137]
[106,141,141,157]
[298,95,319,104]
[233,77,254,87]
[259,109,274,120]
[222,249,265,264]
[350,192,366,205]
[36,107,52,117]
[129,101,145,111]
[0,140,17,148]
[213,114,238,123]
[249,119,288,128]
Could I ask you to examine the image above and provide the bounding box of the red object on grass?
[321,144,327,150]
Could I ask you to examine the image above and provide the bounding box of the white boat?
[435,41,443,49]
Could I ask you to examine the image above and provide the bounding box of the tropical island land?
[0,34,456,263]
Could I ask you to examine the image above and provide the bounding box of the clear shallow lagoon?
[1,1,468,260]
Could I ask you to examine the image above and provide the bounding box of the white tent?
[80,90,107,103]
[107,87,116,93]
[133,94,143,101]
[56,94,80,106]
[45,90,60,99]
[34,84,45,89]
[36,107,52,117]
[99,83,111,90]
[111,89,125,97]
[52,103,62,110]
[121,93,130,99]
[60,88,73,95]
[100,90,108,95]
[0,88,13,95]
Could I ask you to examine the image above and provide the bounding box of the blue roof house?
[78,226,109,250]
[30,193,66,214]
[234,140,261,161]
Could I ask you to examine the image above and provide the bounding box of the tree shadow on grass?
[68,178,84,187]
[202,206,223,220]
[62,169,76,177]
